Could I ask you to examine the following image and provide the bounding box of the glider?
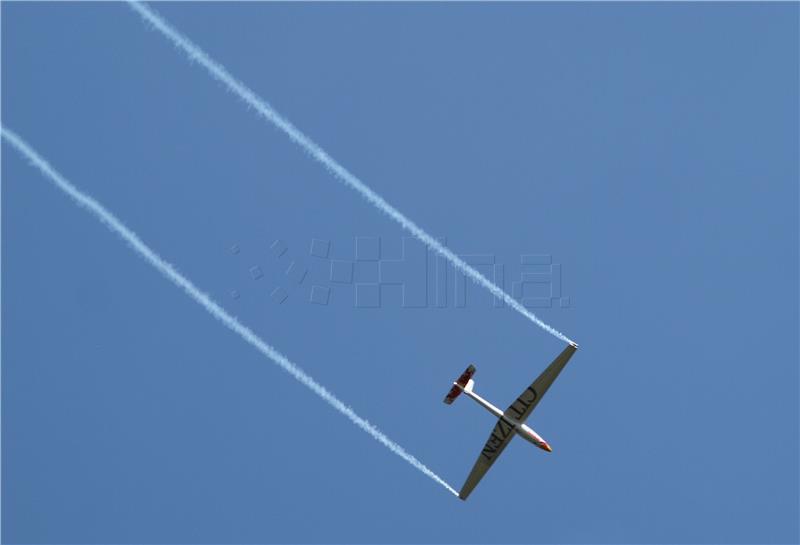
[444,342,578,500]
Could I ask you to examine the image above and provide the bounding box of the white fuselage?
[461,385,551,452]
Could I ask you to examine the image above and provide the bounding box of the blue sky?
[3,2,798,543]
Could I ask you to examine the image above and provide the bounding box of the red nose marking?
[540,442,553,453]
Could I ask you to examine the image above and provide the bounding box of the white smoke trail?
[2,126,459,497]
[127,1,575,346]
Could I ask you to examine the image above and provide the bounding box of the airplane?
[443,342,578,500]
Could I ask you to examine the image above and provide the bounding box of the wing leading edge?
[457,343,578,500]
[458,416,516,500]
[505,342,578,424]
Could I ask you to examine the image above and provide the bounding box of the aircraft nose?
[540,442,552,453]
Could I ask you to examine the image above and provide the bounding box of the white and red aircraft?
[444,342,578,500]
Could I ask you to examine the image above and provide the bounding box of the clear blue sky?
[3,2,798,543]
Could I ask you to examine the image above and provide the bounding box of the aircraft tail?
[443,365,476,404]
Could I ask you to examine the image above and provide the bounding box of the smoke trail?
[127,1,575,346]
[2,126,458,497]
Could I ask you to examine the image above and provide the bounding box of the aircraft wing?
[504,343,578,424]
[458,416,516,500]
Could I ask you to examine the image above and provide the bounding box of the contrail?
[127,1,575,346]
[1,126,459,497]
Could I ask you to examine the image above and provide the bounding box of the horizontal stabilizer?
[443,364,476,404]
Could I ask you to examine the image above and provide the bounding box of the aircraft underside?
[444,342,578,500]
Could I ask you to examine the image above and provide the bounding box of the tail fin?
[443,364,476,404]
